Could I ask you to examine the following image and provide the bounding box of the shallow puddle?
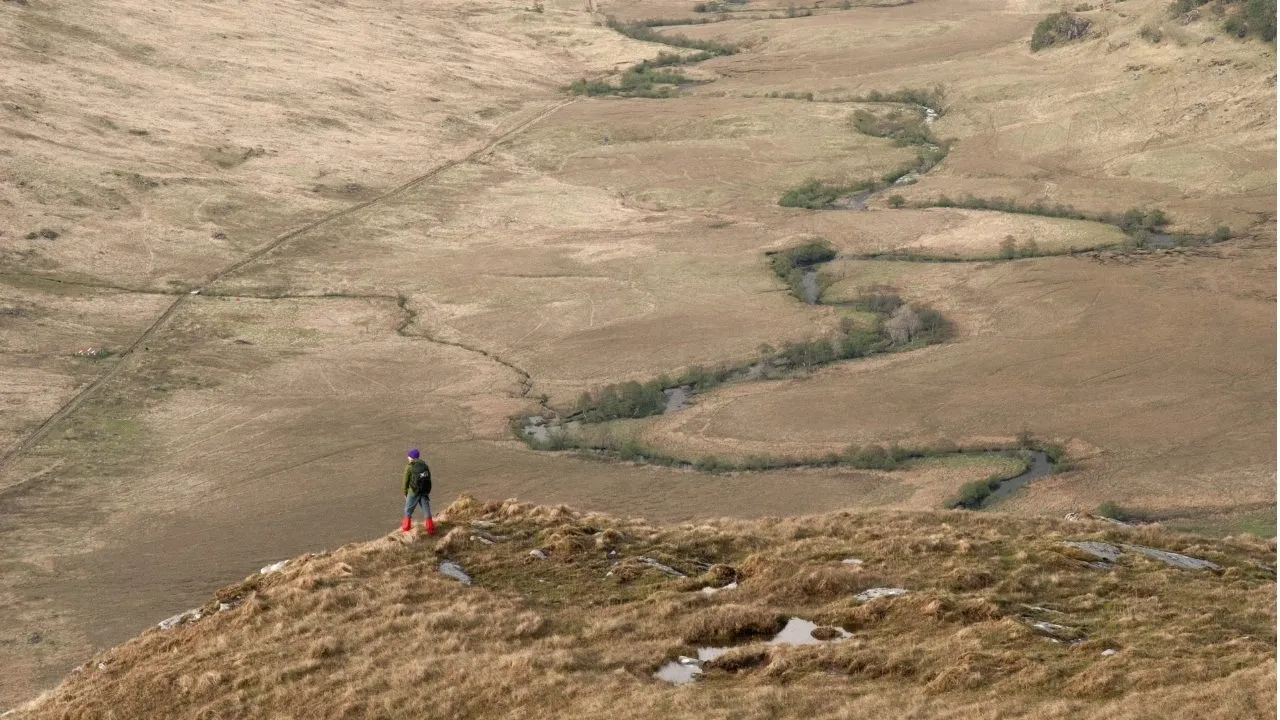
[768,617,851,645]
[654,617,851,684]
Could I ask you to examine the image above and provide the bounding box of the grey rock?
[158,608,201,630]
[439,561,472,585]
[259,559,288,574]
[1063,541,1122,563]
[639,557,686,577]
[853,587,908,603]
[1021,617,1084,641]
[1122,544,1220,571]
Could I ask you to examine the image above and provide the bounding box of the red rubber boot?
[425,517,436,536]
[400,515,412,532]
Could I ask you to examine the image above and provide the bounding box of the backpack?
[409,459,432,495]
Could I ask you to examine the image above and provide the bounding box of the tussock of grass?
[21,497,1275,719]
[682,605,787,644]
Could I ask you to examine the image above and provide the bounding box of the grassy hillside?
[10,498,1274,719]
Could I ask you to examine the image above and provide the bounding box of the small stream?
[801,268,821,304]
[663,385,692,413]
[979,450,1054,508]
[831,103,940,210]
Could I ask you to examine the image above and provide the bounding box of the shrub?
[920,196,1168,239]
[885,310,915,347]
[844,444,898,469]
[606,18,739,55]
[1030,12,1092,51]
[695,456,727,472]
[1247,0,1276,40]
[852,108,936,146]
[778,338,837,370]
[1213,225,1232,242]
[854,289,904,314]
[838,327,884,358]
[999,235,1017,259]
[632,51,700,71]
[774,239,838,268]
[567,65,691,98]
[856,86,946,113]
[1139,24,1164,42]
[576,379,668,422]
[779,179,871,209]
[767,240,836,299]
[632,16,721,26]
[914,307,950,342]
[1223,12,1248,36]
[887,194,906,208]
[952,478,995,509]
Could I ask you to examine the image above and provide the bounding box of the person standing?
[401,448,435,534]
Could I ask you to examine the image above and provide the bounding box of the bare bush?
[885,305,923,345]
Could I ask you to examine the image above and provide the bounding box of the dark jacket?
[403,458,431,496]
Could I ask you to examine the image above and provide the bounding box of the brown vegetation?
[0,0,1273,707]
[12,498,1275,719]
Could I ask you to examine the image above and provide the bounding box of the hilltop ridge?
[9,498,1274,719]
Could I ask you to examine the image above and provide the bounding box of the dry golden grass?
[0,0,1273,707]
[836,208,1128,257]
[12,498,1275,719]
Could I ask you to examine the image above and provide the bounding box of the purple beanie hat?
[408,448,420,459]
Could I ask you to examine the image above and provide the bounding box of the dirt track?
[0,98,575,490]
